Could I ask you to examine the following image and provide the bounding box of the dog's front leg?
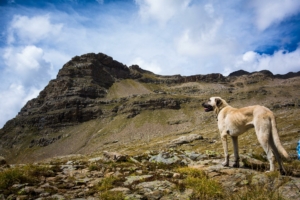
[231,136,240,168]
[221,132,229,166]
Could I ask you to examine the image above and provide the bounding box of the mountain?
[0,52,300,164]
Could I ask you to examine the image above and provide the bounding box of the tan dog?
[202,97,289,174]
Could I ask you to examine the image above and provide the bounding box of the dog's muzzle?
[202,103,213,112]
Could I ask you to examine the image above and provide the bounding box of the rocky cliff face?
[0,53,227,134]
[8,53,130,129]
[0,52,300,164]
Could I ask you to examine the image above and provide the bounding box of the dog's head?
[202,97,227,113]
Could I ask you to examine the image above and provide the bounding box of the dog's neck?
[214,104,228,120]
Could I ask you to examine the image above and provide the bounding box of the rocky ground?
[1,134,300,200]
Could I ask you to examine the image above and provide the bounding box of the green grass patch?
[99,191,124,200]
[97,176,119,192]
[177,167,224,199]
[230,184,286,200]
[0,164,55,191]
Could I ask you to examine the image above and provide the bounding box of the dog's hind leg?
[231,136,240,168]
[256,130,275,172]
[269,136,287,175]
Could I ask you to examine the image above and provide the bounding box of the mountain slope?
[0,52,300,164]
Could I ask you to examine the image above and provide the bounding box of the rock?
[124,175,153,186]
[134,180,176,200]
[184,151,205,161]
[279,177,300,200]
[88,157,102,162]
[0,156,6,165]
[75,178,91,185]
[124,193,144,200]
[50,194,65,200]
[169,134,203,147]
[110,187,131,194]
[103,151,127,162]
[149,152,181,165]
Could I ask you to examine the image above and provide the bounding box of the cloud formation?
[8,15,63,44]
[0,0,299,127]
[251,0,300,31]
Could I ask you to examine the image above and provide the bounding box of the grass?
[230,185,286,200]
[97,176,125,199]
[229,171,288,200]
[0,167,33,190]
[99,191,124,200]
[177,167,224,199]
[176,167,289,200]
[0,164,55,195]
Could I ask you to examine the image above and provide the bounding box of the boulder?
[169,134,203,147]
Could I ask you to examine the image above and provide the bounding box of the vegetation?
[177,167,224,199]
[97,176,124,199]
[0,164,54,195]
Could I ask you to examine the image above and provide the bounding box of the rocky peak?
[1,53,135,134]
[57,52,131,87]
[229,69,274,77]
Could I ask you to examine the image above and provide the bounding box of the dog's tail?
[271,116,289,159]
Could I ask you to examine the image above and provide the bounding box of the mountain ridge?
[0,52,299,164]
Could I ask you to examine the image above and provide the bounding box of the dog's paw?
[222,161,229,167]
[233,162,240,168]
[280,168,287,175]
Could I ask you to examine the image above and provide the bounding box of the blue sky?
[0,0,300,128]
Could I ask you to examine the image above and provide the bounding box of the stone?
[0,156,6,165]
[124,175,153,186]
[279,177,300,200]
[103,151,127,162]
[149,152,180,165]
[110,187,131,194]
[134,180,176,200]
[169,134,203,147]
[50,194,65,200]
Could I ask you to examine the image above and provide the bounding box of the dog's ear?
[215,98,222,107]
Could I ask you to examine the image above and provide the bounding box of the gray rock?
[184,151,205,161]
[279,177,300,200]
[88,157,102,162]
[169,134,203,147]
[50,194,65,200]
[149,152,180,165]
[103,151,127,162]
[124,175,153,186]
[134,180,176,200]
[0,156,6,165]
[110,187,131,194]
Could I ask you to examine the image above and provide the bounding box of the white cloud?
[242,51,259,63]
[135,0,191,25]
[0,45,52,128]
[232,48,300,75]
[3,45,52,87]
[0,83,41,128]
[176,17,224,57]
[8,15,63,44]
[251,0,300,30]
[4,45,43,71]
